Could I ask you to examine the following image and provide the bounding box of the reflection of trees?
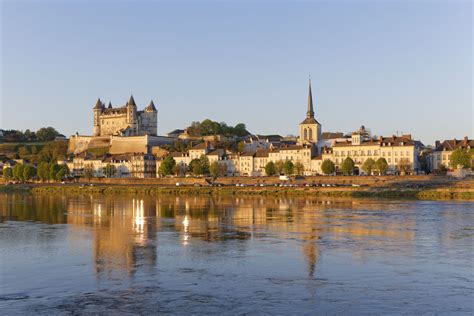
[2,193,419,280]
[0,193,66,224]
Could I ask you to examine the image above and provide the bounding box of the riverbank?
[1,181,473,200]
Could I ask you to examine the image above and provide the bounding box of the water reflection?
[1,194,472,314]
[0,194,423,280]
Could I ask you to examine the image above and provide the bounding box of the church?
[298,79,322,146]
[93,95,157,136]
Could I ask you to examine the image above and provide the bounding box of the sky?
[0,0,472,145]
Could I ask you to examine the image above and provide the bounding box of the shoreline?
[1,182,473,201]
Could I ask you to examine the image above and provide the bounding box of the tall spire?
[94,98,102,109]
[128,94,136,106]
[306,78,314,118]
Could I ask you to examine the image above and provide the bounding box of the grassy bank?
[1,184,472,200]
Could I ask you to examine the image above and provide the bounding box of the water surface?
[0,194,473,314]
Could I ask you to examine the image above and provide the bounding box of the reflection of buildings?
[2,193,418,280]
[67,196,158,278]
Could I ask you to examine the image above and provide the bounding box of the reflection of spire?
[302,232,320,277]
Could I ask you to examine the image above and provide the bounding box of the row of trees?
[0,127,61,143]
[3,162,69,182]
[321,157,393,175]
[264,160,305,176]
[186,119,249,137]
[158,155,229,178]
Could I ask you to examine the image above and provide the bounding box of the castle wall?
[138,112,157,136]
[99,113,128,136]
[68,135,111,154]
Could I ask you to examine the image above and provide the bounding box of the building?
[430,137,473,171]
[298,79,322,146]
[93,95,157,137]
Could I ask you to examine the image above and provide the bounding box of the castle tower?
[299,79,321,145]
[93,98,103,136]
[127,94,138,133]
[144,100,158,136]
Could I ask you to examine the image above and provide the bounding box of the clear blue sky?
[1,1,472,145]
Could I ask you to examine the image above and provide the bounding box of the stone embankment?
[1,175,473,200]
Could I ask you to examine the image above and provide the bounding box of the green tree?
[264,161,276,176]
[22,164,36,181]
[321,159,335,175]
[158,157,176,177]
[449,148,472,169]
[36,127,60,142]
[56,164,69,181]
[12,164,25,181]
[3,167,13,181]
[294,162,305,176]
[104,164,117,178]
[275,160,285,175]
[362,158,376,175]
[283,160,294,175]
[37,162,49,182]
[49,163,61,181]
[209,161,220,177]
[237,141,245,153]
[199,155,210,175]
[18,146,30,158]
[376,158,389,175]
[341,157,355,175]
[189,159,204,176]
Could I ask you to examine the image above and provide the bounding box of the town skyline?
[1,1,472,145]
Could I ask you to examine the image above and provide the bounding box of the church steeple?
[307,78,314,118]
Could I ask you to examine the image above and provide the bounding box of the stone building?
[430,137,473,171]
[93,95,157,137]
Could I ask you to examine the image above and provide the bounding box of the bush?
[341,157,355,175]
[321,159,335,175]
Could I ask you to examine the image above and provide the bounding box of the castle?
[93,95,157,136]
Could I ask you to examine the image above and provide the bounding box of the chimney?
[464,136,469,144]
[379,136,383,143]
[435,140,440,148]
[453,139,457,146]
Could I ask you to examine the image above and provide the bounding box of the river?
[0,193,473,314]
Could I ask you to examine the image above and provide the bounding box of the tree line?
[186,119,249,137]
[3,162,70,182]
[0,127,62,143]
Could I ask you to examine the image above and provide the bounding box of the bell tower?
[299,78,321,145]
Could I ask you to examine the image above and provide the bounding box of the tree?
[104,164,117,178]
[158,157,176,177]
[37,162,49,182]
[450,148,472,169]
[397,158,412,175]
[341,157,355,175]
[376,158,389,175]
[189,158,203,175]
[209,161,220,177]
[49,163,61,181]
[237,141,245,153]
[36,127,60,142]
[23,164,36,181]
[199,155,210,175]
[294,162,305,176]
[18,146,30,158]
[83,165,94,182]
[12,164,25,181]
[321,159,335,175]
[175,163,187,177]
[3,167,13,181]
[283,160,294,175]
[362,158,376,175]
[265,161,276,176]
[56,164,69,181]
[275,160,285,175]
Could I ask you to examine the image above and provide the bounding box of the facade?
[93,95,157,137]
[430,137,473,171]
